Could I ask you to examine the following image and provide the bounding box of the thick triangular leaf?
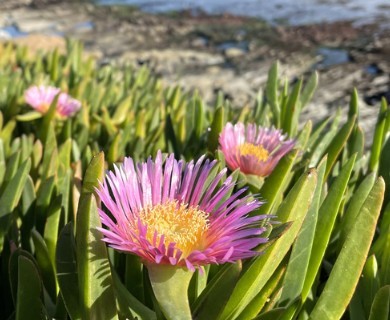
[309,178,384,320]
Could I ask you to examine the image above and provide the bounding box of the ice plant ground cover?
[0,40,389,320]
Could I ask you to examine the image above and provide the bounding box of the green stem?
[147,264,193,320]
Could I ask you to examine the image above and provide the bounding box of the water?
[94,0,390,27]
[217,41,249,52]
[0,25,27,38]
[73,21,95,31]
[316,47,350,68]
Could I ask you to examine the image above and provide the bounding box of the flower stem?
[147,264,193,320]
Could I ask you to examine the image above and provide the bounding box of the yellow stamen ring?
[139,200,209,257]
[238,143,269,162]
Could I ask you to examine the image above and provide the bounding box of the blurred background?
[0,0,389,138]
[95,0,390,27]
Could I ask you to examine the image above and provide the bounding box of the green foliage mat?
[0,39,389,320]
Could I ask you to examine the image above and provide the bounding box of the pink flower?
[219,123,295,177]
[97,151,268,271]
[24,85,81,118]
[57,93,82,118]
[25,85,60,113]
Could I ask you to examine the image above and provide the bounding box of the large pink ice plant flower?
[97,151,270,318]
[219,122,296,177]
[24,85,81,118]
[97,151,269,272]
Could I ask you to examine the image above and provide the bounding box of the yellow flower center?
[139,200,209,257]
[38,103,49,113]
[239,143,269,162]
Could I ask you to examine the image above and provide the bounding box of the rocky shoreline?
[1,1,389,143]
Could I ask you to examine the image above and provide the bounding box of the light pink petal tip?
[219,122,296,177]
[97,151,269,270]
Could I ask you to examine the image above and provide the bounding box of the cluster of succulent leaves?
[0,38,389,320]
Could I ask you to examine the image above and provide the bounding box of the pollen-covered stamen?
[139,200,209,257]
[238,142,269,162]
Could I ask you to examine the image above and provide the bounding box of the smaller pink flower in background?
[219,122,295,177]
[57,93,82,118]
[24,85,81,118]
[25,85,60,113]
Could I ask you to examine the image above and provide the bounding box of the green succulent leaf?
[368,285,390,320]
[16,255,43,320]
[253,307,287,320]
[282,78,302,136]
[265,61,280,125]
[112,268,156,320]
[257,149,299,215]
[309,178,385,320]
[339,172,376,251]
[300,71,318,109]
[348,88,359,119]
[76,153,118,320]
[0,159,31,251]
[192,262,242,320]
[31,230,57,303]
[302,155,356,301]
[361,255,380,316]
[56,223,82,320]
[16,111,43,121]
[207,106,225,153]
[369,98,387,172]
[323,116,356,178]
[220,168,317,320]
[237,264,286,320]
[278,156,327,307]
